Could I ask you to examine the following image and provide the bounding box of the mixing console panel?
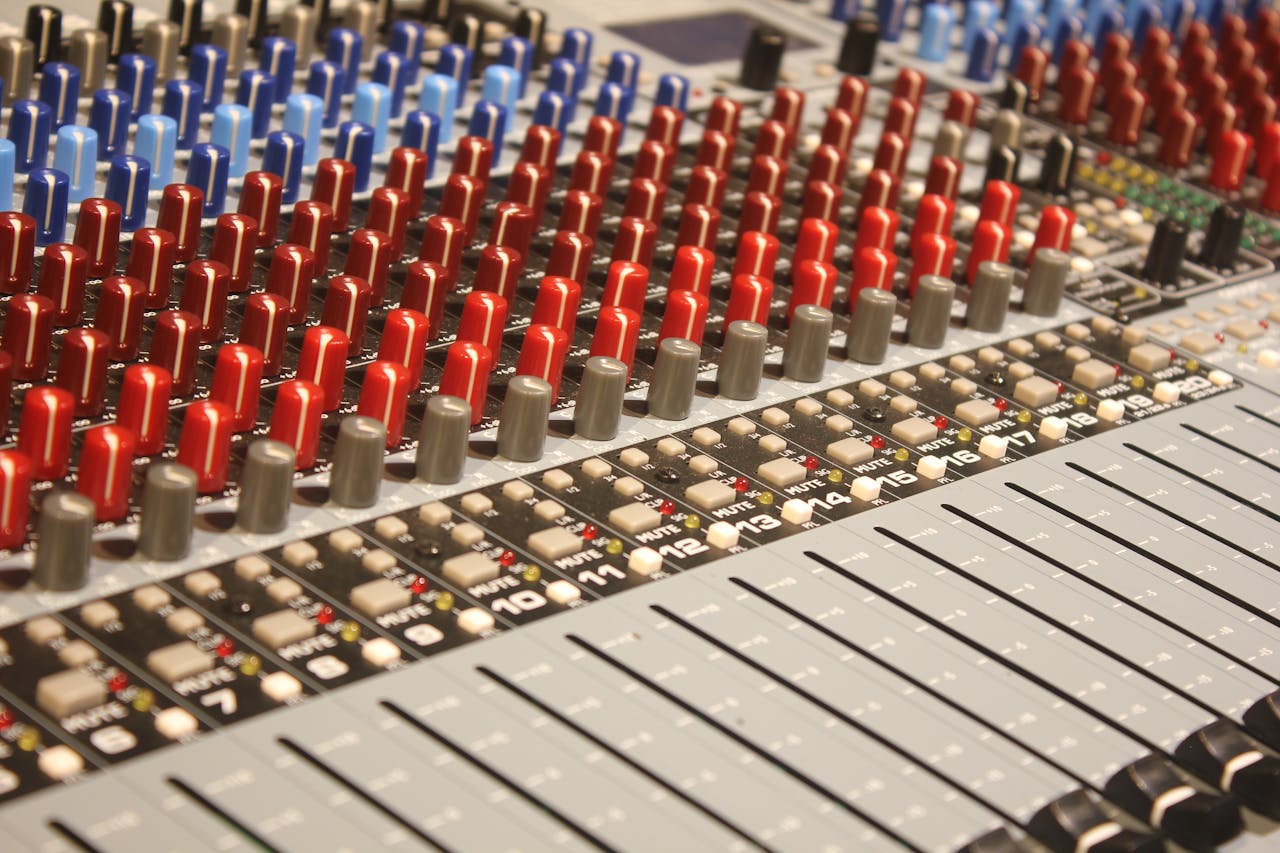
[0,0,1277,850]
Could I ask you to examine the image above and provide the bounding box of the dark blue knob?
[533,90,572,135]
[546,58,581,100]
[655,73,690,113]
[188,43,227,112]
[105,154,150,231]
[389,20,424,65]
[1052,15,1083,65]
[38,62,79,127]
[499,36,533,98]
[467,100,507,168]
[559,27,592,81]
[965,27,999,82]
[1007,21,1041,72]
[325,28,362,95]
[877,0,908,41]
[435,44,471,108]
[260,36,296,104]
[593,82,632,124]
[401,111,439,177]
[829,0,860,20]
[8,99,53,172]
[307,60,345,128]
[187,142,229,218]
[90,89,132,160]
[263,130,304,204]
[605,51,640,90]
[116,54,155,119]
[1093,7,1124,47]
[334,121,374,192]
[23,167,68,245]
[236,69,275,138]
[373,51,409,118]
[162,79,202,149]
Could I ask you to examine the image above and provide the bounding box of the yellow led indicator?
[1131,376,1145,389]
[435,591,455,611]
[894,448,910,462]
[957,427,973,442]
[1133,286,1148,299]
[340,622,361,642]
[605,538,624,555]
[1238,343,1249,354]
[522,565,542,583]
[1186,359,1200,372]
[240,655,262,677]
[683,515,701,530]
[17,729,40,751]
[827,469,844,483]
[1017,409,1033,424]
[131,690,154,713]
[758,492,774,506]
[1073,392,1089,406]
[1111,156,1127,170]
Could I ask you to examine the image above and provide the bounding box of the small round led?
[1073,392,1088,406]
[932,416,949,430]
[216,638,235,657]
[411,576,429,594]
[870,435,886,449]
[802,456,820,471]
[659,500,675,515]
[131,690,154,712]
[341,622,361,642]
[894,448,910,462]
[17,729,40,751]
[683,515,701,529]
[316,605,335,625]
[827,470,843,483]
[605,539,624,555]
[734,476,750,492]
[994,398,1009,411]
[499,550,516,566]
[758,492,774,506]
[582,524,598,540]
[1017,410,1034,423]
[522,565,541,583]
[1186,359,1199,372]
[0,708,13,730]
[435,591,455,611]
[957,427,973,442]
[108,671,129,692]
[240,655,261,676]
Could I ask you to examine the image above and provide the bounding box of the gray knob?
[32,492,94,591]
[330,415,386,508]
[932,120,966,161]
[907,276,955,348]
[68,29,107,93]
[718,320,768,400]
[137,463,197,561]
[237,439,295,534]
[847,287,897,363]
[647,338,702,420]
[279,6,317,66]
[575,356,628,440]
[212,13,249,74]
[415,395,471,483]
[966,261,1014,332]
[0,36,34,104]
[1023,248,1070,317]
[142,20,180,83]
[345,1,379,60]
[783,305,833,382]
[989,109,1022,153]
[497,376,552,462]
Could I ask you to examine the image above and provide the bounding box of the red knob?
[519,124,561,170]
[239,171,283,248]
[1157,108,1197,168]
[265,243,316,324]
[157,184,203,262]
[837,77,869,118]
[978,181,1021,232]
[752,119,790,159]
[239,293,290,376]
[73,198,121,279]
[451,135,493,184]
[795,219,839,266]
[800,180,843,222]
[770,86,805,135]
[738,192,782,236]
[365,186,411,258]
[675,204,720,250]
[1106,86,1146,146]
[911,194,955,247]
[0,450,31,550]
[568,150,614,197]
[358,360,411,446]
[94,275,146,360]
[530,275,582,338]
[207,213,258,293]
[344,228,393,306]
[789,260,838,318]
[504,162,551,223]
[850,247,898,299]
[1209,129,1252,191]
[556,190,603,239]
[175,401,234,493]
[583,116,622,158]
[439,340,494,424]
[806,143,846,186]
[943,89,978,127]
[0,212,35,294]
[695,130,734,171]
[1016,46,1049,101]
[269,380,325,469]
[297,325,350,411]
[1258,121,1280,179]
[1031,205,1076,262]
[515,323,570,401]
[602,261,648,316]
[376,308,429,388]
[178,260,231,344]
[149,310,201,395]
[287,200,334,271]
[908,233,957,296]
[0,352,11,436]
[733,231,779,279]
[925,155,964,202]
[857,168,898,215]
[209,343,264,431]
[893,67,925,106]
[440,173,485,242]
[724,274,774,327]
[588,306,641,378]
[872,131,909,180]
[474,244,523,303]
[669,245,715,297]
[18,387,74,479]
[3,294,55,380]
[125,228,176,309]
[685,165,728,208]
[1058,67,1097,124]
[55,328,110,417]
[747,155,787,196]
[385,146,429,214]
[116,364,172,455]
[546,230,594,282]
[321,274,372,355]
[418,214,466,285]
[883,96,917,143]
[821,107,860,153]
[706,96,741,136]
[76,424,136,519]
[645,106,682,147]
[622,178,667,223]
[611,216,657,266]
[311,158,355,230]
[37,242,89,326]
[400,261,449,338]
[633,140,676,184]
[967,220,1011,281]
[456,290,509,357]
[853,206,899,256]
[659,290,709,346]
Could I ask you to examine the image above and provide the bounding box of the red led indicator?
[108,671,129,692]
[411,576,430,594]
[994,398,1009,411]
[216,638,235,658]
[870,435,886,449]
[499,550,517,567]
[659,500,675,515]
[0,708,12,730]
[802,456,819,471]
[933,416,949,430]
[316,605,335,625]
[582,524,598,540]
[733,477,750,492]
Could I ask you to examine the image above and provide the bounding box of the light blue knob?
[353,82,391,153]
[134,114,176,187]
[482,65,521,114]
[284,93,324,166]
[212,103,252,178]
[921,4,955,61]
[419,74,457,143]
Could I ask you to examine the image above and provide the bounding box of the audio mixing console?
[0,0,1278,850]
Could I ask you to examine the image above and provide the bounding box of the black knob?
[1038,134,1077,195]
[837,12,879,76]
[235,0,268,45]
[998,78,1028,112]
[422,0,453,24]
[167,0,202,51]
[1105,756,1243,851]
[1176,721,1280,820]
[1141,218,1189,285]
[97,0,134,60]
[514,7,548,66]
[1028,790,1163,853]
[1243,689,1280,751]
[24,4,61,64]
[1200,204,1245,269]
[956,828,1020,853]
[449,12,482,54]
[740,25,786,91]
[983,144,1019,185]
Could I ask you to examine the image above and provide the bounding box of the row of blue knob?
[0,24,689,246]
